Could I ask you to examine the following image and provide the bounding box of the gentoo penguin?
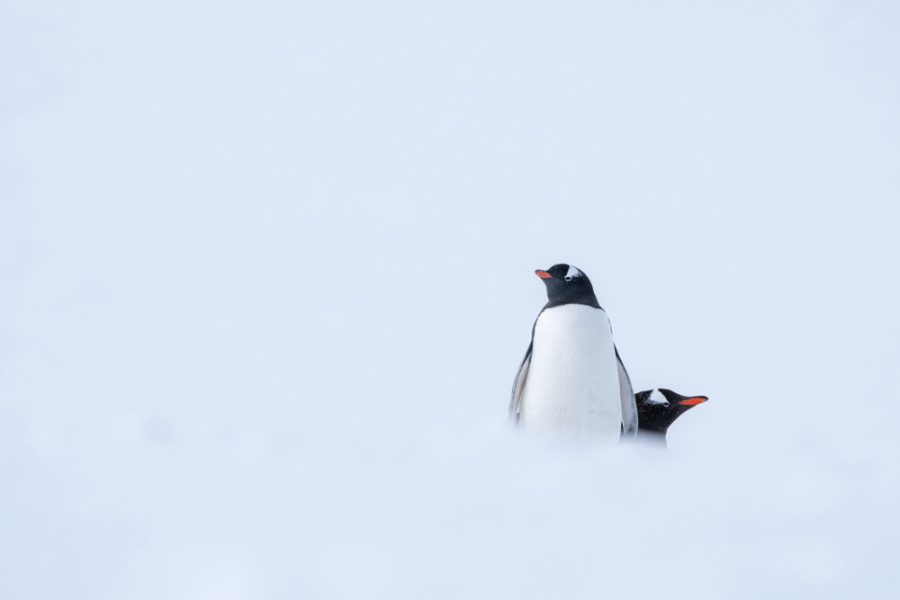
[509,264,638,441]
[634,388,708,447]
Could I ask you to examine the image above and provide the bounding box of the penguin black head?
[534,264,600,308]
[634,388,708,436]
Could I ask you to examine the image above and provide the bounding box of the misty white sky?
[2,1,899,598]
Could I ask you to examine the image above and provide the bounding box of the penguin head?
[534,264,599,307]
[634,388,708,434]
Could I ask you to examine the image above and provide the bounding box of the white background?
[2,1,899,598]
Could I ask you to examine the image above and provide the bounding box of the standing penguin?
[634,388,708,447]
[509,264,638,441]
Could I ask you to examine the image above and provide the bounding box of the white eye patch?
[647,389,669,405]
[565,265,583,280]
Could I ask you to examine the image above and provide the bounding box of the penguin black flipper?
[615,346,639,437]
[509,341,532,424]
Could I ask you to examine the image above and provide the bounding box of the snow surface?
[2,1,900,598]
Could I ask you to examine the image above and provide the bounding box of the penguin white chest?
[520,305,622,440]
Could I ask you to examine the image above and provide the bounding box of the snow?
[2,1,900,598]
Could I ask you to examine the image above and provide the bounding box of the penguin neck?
[543,286,601,310]
[636,429,668,448]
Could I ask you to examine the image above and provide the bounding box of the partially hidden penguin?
[634,388,708,447]
[509,264,638,442]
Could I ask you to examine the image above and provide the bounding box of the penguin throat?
[543,285,600,309]
[636,429,668,447]
[637,421,670,434]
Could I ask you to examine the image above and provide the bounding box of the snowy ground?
[2,1,900,598]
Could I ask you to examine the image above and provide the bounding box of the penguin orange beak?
[535,270,553,279]
[678,396,708,406]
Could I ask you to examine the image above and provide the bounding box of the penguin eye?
[563,266,581,282]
